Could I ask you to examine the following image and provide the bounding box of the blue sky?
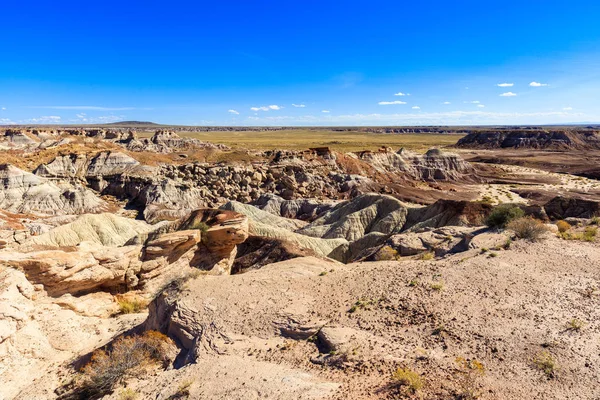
[1,0,600,126]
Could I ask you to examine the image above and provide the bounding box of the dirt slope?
[91,235,600,400]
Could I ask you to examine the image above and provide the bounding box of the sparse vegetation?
[566,318,585,331]
[190,221,210,233]
[167,379,194,399]
[556,220,571,233]
[67,331,173,399]
[590,216,600,225]
[486,204,525,229]
[479,195,494,205]
[374,245,399,261]
[559,225,598,242]
[348,298,373,313]
[319,271,328,276]
[118,388,138,400]
[430,281,444,291]
[507,217,548,242]
[533,350,557,379]
[392,367,424,394]
[408,279,419,287]
[420,252,434,261]
[455,357,485,400]
[583,226,598,242]
[177,130,462,152]
[116,296,147,314]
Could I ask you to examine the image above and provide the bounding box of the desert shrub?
[118,388,138,400]
[420,252,434,261]
[486,204,524,229]
[189,220,210,233]
[507,217,548,242]
[583,226,597,242]
[71,331,173,399]
[374,245,399,261]
[532,350,557,379]
[566,318,585,331]
[479,195,494,205]
[590,216,600,225]
[556,220,571,233]
[116,296,147,314]
[392,367,423,394]
[430,281,444,291]
[455,357,485,400]
[348,298,373,313]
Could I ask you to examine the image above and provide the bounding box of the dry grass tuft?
[116,296,147,314]
[533,350,558,379]
[507,217,548,242]
[64,331,173,399]
[392,367,424,394]
[374,245,399,261]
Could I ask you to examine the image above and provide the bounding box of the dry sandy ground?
[469,163,600,205]
[66,234,600,400]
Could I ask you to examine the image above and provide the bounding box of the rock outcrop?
[544,196,600,219]
[0,266,144,400]
[24,213,154,248]
[123,130,231,153]
[355,147,477,181]
[456,129,600,150]
[297,193,408,241]
[0,209,250,299]
[34,151,141,179]
[0,164,108,216]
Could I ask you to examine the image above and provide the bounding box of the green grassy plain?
[174,129,463,152]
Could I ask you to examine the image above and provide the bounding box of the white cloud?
[463,101,480,104]
[321,110,330,113]
[0,118,16,125]
[563,107,573,111]
[477,104,485,108]
[442,101,451,105]
[240,110,585,126]
[529,81,548,87]
[30,106,136,111]
[412,106,420,110]
[1,107,6,110]
[23,116,62,123]
[394,92,410,96]
[497,83,514,87]
[228,109,240,115]
[250,105,283,112]
[378,100,407,105]
[500,92,517,97]
[292,103,306,108]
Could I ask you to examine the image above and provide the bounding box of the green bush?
[486,204,525,229]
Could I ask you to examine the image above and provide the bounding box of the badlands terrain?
[1,125,600,399]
